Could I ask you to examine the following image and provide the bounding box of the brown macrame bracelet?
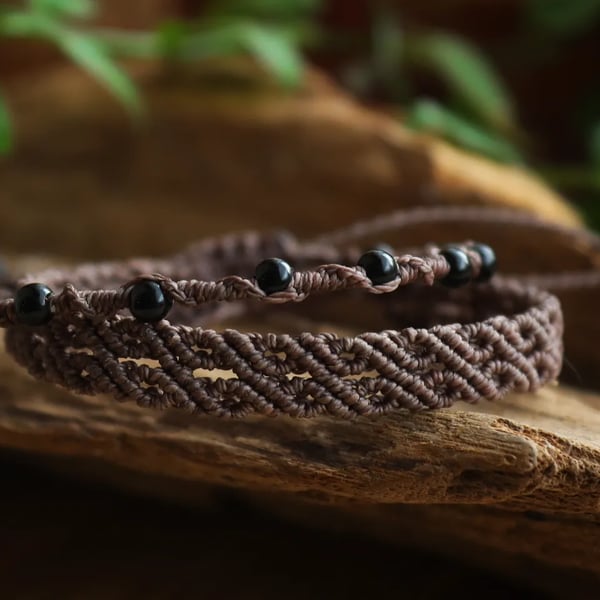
[0,208,566,417]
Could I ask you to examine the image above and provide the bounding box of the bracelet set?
[0,209,564,417]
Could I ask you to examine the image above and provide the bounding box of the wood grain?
[1,338,599,578]
[1,346,598,509]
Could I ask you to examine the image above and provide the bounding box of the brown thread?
[0,207,570,417]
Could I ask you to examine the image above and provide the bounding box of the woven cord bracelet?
[0,209,565,417]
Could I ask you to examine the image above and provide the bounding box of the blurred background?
[3,0,600,171]
[2,1,600,598]
[1,0,599,258]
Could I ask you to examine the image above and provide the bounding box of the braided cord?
[3,282,563,416]
[0,206,573,417]
[0,254,452,327]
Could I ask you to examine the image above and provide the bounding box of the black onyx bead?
[440,247,472,288]
[129,280,172,322]
[15,283,54,325]
[470,243,497,283]
[358,249,399,285]
[255,258,294,295]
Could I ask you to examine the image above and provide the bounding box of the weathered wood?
[0,344,598,509]
[1,341,599,580]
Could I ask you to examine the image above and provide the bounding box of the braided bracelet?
[0,221,563,417]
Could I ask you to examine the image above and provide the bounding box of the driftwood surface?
[9,454,593,600]
[1,61,599,596]
[1,332,600,596]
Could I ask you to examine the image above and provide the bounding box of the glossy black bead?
[255,258,293,295]
[358,249,399,285]
[129,280,172,322]
[15,283,54,325]
[470,243,497,283]
[440,246,472,288]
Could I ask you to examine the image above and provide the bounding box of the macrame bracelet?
[0,215,564,417]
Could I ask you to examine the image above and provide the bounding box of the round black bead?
[129,280,172,322]
[470,243,497,283]
[255,258,293,295]
[15,283,54,325]
[358,249,399,285]
[440,247,472,288]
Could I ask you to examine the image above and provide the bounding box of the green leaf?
[0,10,45,37]
[178,26,241,59]
[240,24,304,87]
[93,29,159,59]
[0,91,12,155]
[179,21,304,87]
[156,21,187,59]
[404,33,515,132]
[405,99,523,164]
[59,32,142,114]
[527,0,600,36]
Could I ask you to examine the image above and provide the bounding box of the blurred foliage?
[526,0,600,228]
[97,0,321,84]
[0,88,11,153]
[0,0,318,153]
[0,0,142,137]
[342,6,524,164]
[405,100,523,164]
[403,33,515,134]
[525,0,600,227]
[1,0,599,227]
[341,1,600,226]
[527,0,600,36]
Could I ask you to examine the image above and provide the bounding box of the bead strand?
[4,242,496,326]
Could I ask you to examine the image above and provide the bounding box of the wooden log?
[1,337,599,576]
[1,344,598,511]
